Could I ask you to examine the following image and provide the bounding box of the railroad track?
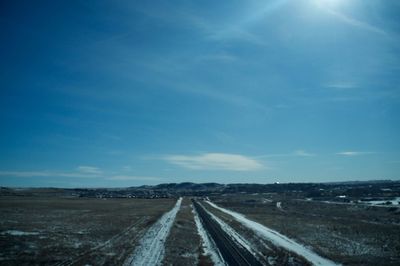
[192,200,263,266]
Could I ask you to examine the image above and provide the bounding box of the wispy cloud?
[0,170,100,178]
[135,0,286,46]
[77,166,103,175]
[206,28,267,46]
[158,80,270,112]
[325,82,358,90]
[318,4,387,36]
[164,153,264,171]
[293,150,316,157]
[195,53,237,63]
[122,166,132,171]
[0,167,161,182]
[258,150,316,158]
[336,151,375,156]
[205,0,288,44]
[107,175,160,181]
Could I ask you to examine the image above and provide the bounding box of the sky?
[1,0,400,187]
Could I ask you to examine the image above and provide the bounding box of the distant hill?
[1,180,399,198]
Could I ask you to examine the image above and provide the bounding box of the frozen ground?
[363,197,400,206]
[0,197,176,265]
[162,198,207,266]
[206,200,340,266]
[276,202,283,211]
[200,202,265,261]
[1,230,40,236]
[123,197,182,266]
[192,204,226,266]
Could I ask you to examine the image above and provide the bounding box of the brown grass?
[162,197,209,266]
[0,196,175,265]
[209,194,400,265]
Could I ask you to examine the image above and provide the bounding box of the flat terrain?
[1,182,400,266]
[208,193,400,265]
[200,200,313,265]
[0,196,175,265]
[193,200,263,265]
[162,198,210,266]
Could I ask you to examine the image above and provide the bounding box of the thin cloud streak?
[320,5,387,36]
[325,82,358,90]
[107,175,161,181]
[0,169,162,182]
[336,151,376,156]
[0,170,101,178]
[77,166,103,174]
[257,150,316,158]
[204,0,287,44]
[293,150,316,157]
[164,153,264,171]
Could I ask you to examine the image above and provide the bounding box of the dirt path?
[162,198,211,266]
[124,197,182,266]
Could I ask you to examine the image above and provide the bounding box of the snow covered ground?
[192,204,226,266]
[1,230,39,236]
[276,202,283,211]
[201,202,262,260]
[206,200,341,266]
[302,197,400,207]
[262,198,272,203]
[123,197,182,266]
[363,197,400,206]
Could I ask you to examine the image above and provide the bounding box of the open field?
[0,196,175,265]
[1,181,399,265]
[207,193,400,265]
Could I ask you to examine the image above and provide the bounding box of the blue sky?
[1,0,399,187]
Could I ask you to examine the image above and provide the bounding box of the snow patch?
[192,205,226,266]
[201,203,261,259]
[262,198,273,203]
[124,197,182,266]
[206,200,340,266]
[1,230,39,236]
[363,197,400,206]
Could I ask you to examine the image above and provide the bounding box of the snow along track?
[192,203,226,266]
[123,197,182,266]
[206,200,341,266]
[193,200,263,266]
[201,203,262,260]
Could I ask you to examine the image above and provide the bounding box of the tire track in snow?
[206,200,341,266]
[124,197,182,266]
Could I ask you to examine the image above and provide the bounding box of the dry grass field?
[1,190,399,266]
[162,198,212,266]
[0,196,175,265]
[209,193,400,265]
